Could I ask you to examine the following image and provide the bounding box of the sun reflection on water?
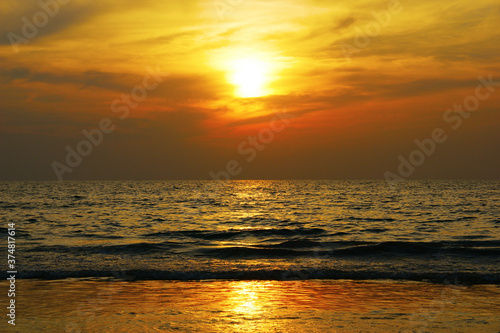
[227,281,273,316]
[14,279,500,332]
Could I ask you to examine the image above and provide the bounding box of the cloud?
[0,0,101,46]
[0,65,136,91]
[334,16,356,31]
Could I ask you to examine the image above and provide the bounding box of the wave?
[328,240,500,256]
[8,268,500,285]
[344,217,397,222]
[199,240,500,258]
[198,246,327,258]
[27,241,183,254]
[1,227,31,238]
[25,239,500,258]
[143,227,327,240]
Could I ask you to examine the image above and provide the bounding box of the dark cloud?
[0,0,101,46]
[0,67,31,82]
[344,77,481,99]
[0,65,136,91]
[0,0,179,47]
[119,29,203,47]
[334,16,356,30]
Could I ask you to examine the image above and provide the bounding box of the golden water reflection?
[12,279,500,332]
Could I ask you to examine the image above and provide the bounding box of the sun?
[229,58,271,98]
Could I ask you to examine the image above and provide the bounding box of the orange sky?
[1,0,499,180]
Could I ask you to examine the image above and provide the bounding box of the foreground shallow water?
[5,279,500,332]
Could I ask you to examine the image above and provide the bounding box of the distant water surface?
[1,180,499,283]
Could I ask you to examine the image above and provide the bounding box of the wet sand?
[6,279,500,332]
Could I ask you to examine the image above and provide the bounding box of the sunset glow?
[0,0,499,180]
[229,58,271,98]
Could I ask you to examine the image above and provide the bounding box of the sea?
[2,180,499,284]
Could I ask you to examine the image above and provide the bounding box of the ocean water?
[13,279,500,332]
[1,180,499,283]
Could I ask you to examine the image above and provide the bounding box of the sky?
[0,0,499,180]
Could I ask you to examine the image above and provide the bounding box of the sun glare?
[229,58,270,98]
